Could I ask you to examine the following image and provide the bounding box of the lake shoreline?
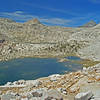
[0,56,84,85]
[0,51,77,62]
[1,53,99,68]
[0,63,100,100]
[0,56,100,99]
[0,54,100,100]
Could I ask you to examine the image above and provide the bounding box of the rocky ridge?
[0,18,100,61]
[0,18,85,61]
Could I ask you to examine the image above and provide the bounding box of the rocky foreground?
[0,63,100,100]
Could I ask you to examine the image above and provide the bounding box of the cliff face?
[0,18,100,61]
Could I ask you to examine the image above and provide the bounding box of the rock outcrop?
[75,91,93,100]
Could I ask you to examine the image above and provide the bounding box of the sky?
[0,0,100,27]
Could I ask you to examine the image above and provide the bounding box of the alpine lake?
[0,56,85,85]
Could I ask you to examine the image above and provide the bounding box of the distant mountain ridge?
[0,18,15,23]
[79,20,97,28]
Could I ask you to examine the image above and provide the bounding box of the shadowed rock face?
[79,20,97,28]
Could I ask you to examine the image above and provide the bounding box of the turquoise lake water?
[0,57,83,85]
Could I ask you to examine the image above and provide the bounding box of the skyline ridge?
[0,0,100,27]
[0,16,98,28]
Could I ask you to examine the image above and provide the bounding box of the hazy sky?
[0,0,100,27]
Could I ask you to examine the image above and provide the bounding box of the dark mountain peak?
[80,20,97,28]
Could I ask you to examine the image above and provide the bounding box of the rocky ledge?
[0,63,100,100]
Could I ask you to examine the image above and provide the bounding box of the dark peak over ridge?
[79,20,97,28]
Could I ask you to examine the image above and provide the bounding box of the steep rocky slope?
[0,18,84,61]
[0,17,100,61]
[69,23,100,61]
[0,18,75,43]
